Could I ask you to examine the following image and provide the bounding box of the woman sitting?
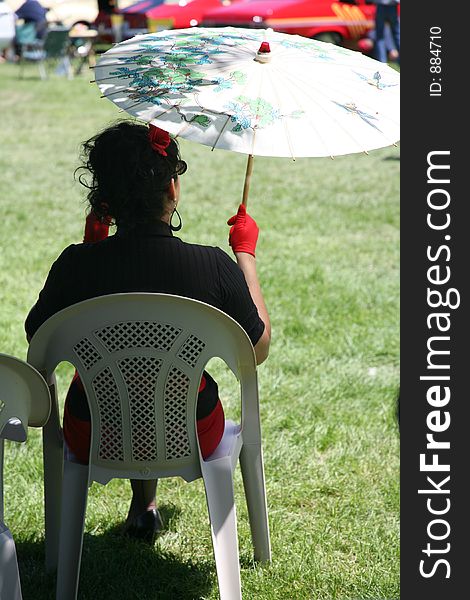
[25,120,271,543]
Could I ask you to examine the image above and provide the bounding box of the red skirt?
[63,376,225,464]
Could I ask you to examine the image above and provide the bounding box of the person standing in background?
[15,0,48,39]
[373,0,400,64]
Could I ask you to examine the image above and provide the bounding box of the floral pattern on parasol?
[94,27,400,160]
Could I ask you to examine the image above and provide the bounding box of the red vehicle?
[95,0,240,42]
[144,0,240,32]
[201,0,377,49]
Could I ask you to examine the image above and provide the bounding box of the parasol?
[93,26,400,204]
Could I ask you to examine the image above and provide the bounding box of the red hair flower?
[148,124,171,156]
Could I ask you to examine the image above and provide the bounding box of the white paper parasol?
[94,26,400,202]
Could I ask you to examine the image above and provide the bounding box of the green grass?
[0,62,399,599]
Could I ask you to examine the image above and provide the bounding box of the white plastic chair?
[27,293,271,600]
[0,353,51,600]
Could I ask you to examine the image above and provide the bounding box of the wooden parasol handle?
[242,154,254,206]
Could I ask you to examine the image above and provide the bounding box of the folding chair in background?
[0,353,51,600]
[17,25,72,80]
[15,21,42,74]
[27,293,272,600]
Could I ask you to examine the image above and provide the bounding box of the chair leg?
[56,460,89,600]
[42,381,63,573]
[239,444,271,563]
[201,458,242,600]
[17,55,24,79]
[38,60,47,80]
[0,524,23,600]
[64,55,73,80]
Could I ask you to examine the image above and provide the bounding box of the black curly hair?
[76,121,187,228]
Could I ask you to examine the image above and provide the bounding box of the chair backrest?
[0,353,51,523]
[43,27,70,58]
[0,353,51,442]
[27,294,260,485]
[15,22,38,45]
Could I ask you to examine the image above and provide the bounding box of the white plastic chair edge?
[26,293,263,443]
[0,352,51,553]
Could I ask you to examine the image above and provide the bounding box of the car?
[200,0,377,49]
[144,0,239,32]
[94,0,239,42]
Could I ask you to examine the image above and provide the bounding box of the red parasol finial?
[258,41,271,53]
[254,33,272,63]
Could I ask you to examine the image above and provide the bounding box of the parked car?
[94,0,238,42]
[143,0,238,32]
[200,0,377,49]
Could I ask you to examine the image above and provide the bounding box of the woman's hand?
[227,204,259,257]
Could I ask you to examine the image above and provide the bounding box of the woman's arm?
[234,252,271,364]
[227,204,271,365]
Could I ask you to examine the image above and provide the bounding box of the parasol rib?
[209,114,233,151]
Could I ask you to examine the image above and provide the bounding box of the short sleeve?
[214,248,265,346]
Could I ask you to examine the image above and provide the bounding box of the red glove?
[227,204,259,257]
[83,210,112,243]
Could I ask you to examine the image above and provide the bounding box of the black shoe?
[124,508,164,545]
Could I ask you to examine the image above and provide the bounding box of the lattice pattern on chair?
[95,321,181,353]
[177,334,205,368]
[74,338,102,371]
[164,366,191,460]
[92,367,124,461]
[0,398,4,414]
[118,356,161,461]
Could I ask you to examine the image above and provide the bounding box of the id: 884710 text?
[429,26,443,97]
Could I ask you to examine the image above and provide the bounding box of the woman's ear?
[167,178,176,202]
